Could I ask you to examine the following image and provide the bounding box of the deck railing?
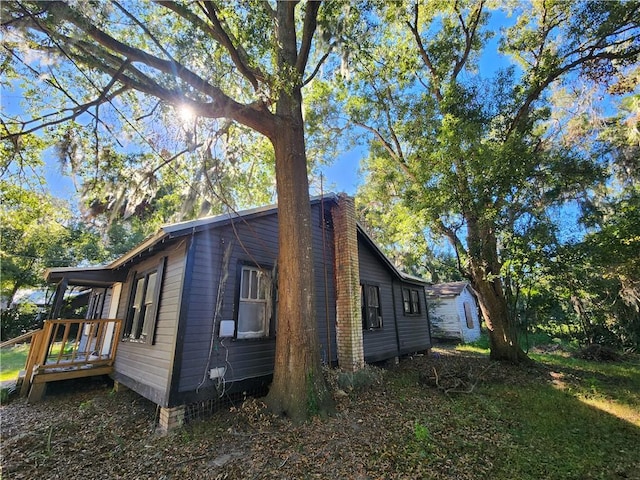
[20,318,122,398]
[0,329,41,349]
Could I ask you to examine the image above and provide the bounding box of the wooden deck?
[14,318,123,402]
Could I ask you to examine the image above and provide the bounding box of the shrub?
[0,305,43,341]
[575,344,621,362]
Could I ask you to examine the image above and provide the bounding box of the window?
[411,290,421,314]
[362,284,382,329]
[402,288,411,314]
[402,288,422,315]
[84,289,106,339]
[237,265,272,339]
[464,302,475,329]
[123,259,165,344]
[87,289,106,319]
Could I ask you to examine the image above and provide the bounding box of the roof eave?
[107,230,170,270]
[355,223,428,285]
[45,266,127,286]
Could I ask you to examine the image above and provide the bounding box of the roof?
[109,193,338,269]
[45,196,303,281]
[425,281,470,298]
[355,223,427,285]
[45,193,427,286]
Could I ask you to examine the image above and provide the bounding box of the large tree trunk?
[264,2,333,421]
[472,274,528,362]
[467,218,528,363]
[266,118,332,420]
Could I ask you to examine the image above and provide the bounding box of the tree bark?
[264,1,333,421]
[467,217,528,363]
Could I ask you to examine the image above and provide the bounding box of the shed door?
[463,302,475,329]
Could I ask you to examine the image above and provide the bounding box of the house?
[43,194,431,430]
[425,281,481,343]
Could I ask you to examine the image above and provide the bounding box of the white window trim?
[237,265,272,339]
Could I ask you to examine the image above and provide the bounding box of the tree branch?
[195,1,263,91]
[506,2,640,138]
[452,0,485,80]
[507,47,640,138]
[113,1,177,65]
[434,219,468,273]
[406,3,443,102]
[303,43,335,86]
[0,53,129,141]
[150,146,199,176]
[7,1,276,135]
[296,1,321,75]
[46,2,223,98]
[352,120,416,183]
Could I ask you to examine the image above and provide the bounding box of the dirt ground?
[1,349,637,479]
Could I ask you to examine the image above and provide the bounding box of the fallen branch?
[425,360,497,396]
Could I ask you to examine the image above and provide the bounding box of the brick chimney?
[331,194,364,371]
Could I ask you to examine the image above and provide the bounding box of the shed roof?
[425,281,470,298]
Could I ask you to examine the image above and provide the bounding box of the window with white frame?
[237,265,272,339]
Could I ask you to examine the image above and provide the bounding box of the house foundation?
[113,380,129,393]
[158,405,185,432]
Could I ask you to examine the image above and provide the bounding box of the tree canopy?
[333,1,640,360]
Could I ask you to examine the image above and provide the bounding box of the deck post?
[113,381,129,393]
[20,330,45,397]
[27,382,47,403]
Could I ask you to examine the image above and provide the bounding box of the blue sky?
[317,149,362,196]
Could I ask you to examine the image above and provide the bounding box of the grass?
[476,384,637,478]
[2,347,638,479]
[532,352,640,424]
[0,341,76,383]
[456,331,560,355]
[387,351,640,479]
[457,332,640,424]
[0,343,29,382]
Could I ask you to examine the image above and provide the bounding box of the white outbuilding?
[425,281,482,343]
